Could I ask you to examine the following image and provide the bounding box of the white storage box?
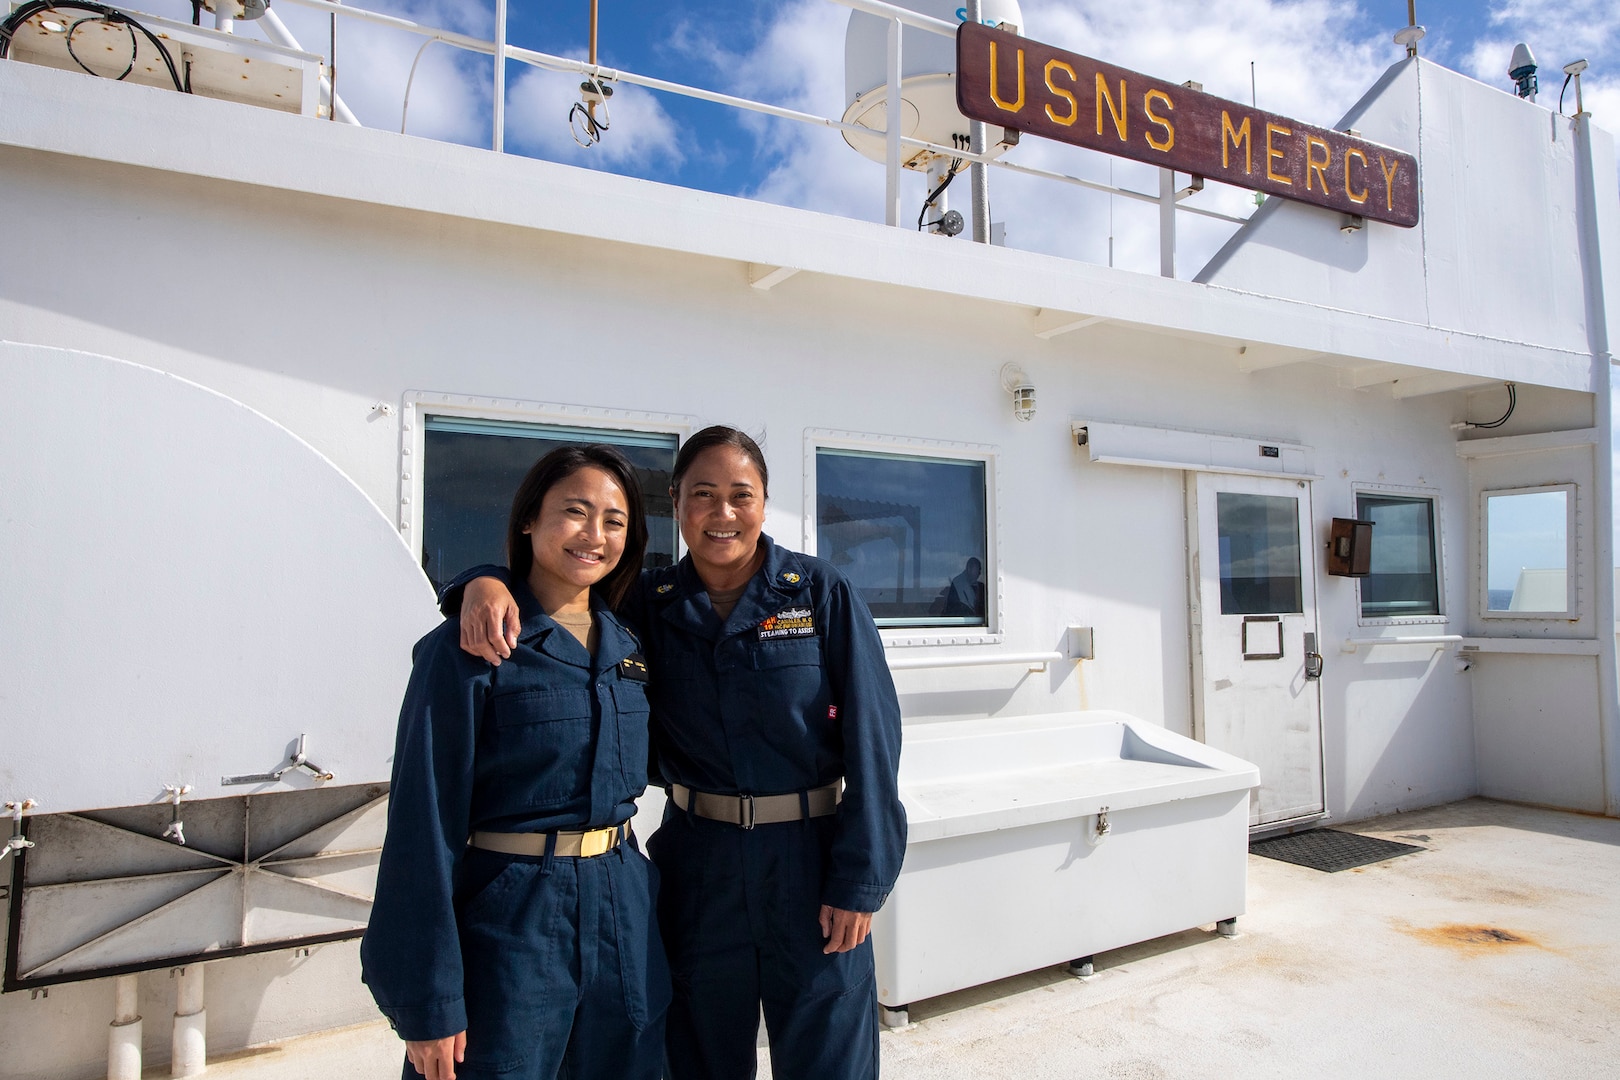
[873,711,1260,1007]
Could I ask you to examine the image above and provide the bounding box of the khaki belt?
[469,822,628,858]
[671,781,842,829]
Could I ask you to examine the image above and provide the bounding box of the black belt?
[670,781,842,829]
[468,822,629,858]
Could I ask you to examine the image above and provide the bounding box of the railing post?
[884,17,903,227]
[492,0,507,152]
[966,0,989,243]
[1158,166,1176,277]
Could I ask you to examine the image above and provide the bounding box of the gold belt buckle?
[578,826,615,858]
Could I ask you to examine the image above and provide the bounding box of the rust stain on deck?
[1406,924,1540,952]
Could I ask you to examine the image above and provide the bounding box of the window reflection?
[816,449,988,627]
[1356,494,1440,618]
[1216,493,1303,615]
[1485,488,1570,613]
[421,417,677,593]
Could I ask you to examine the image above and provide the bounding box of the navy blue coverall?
[363,581,669,1080]
[445,535,906,1080]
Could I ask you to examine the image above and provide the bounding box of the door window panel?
[815,448,988,627]
[1484,487,1572,614]
[1216,492,1303,614]
[1356,494,1440,618]
[421,417,678,593]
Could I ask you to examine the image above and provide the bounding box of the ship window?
[1355,493,1440,618]
[815,448,989,628]
[1482,484,1574,616]
[420,416,678,593]
[1215,492,1303,614]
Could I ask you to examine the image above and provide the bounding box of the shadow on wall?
[1325,644,1475,823]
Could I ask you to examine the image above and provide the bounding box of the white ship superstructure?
[1,1,1617,1076]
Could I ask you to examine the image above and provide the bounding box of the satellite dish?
[841,0,1024,170]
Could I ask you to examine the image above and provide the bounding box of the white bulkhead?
[0,2,1617,1074]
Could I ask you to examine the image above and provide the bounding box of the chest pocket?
[610,680,651,789]
[488,687,593,810]
[749,639,821,670]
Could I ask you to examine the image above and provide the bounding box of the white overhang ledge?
[748,263,800,291]
[1342,363,1505,398]
[1033,310,1108,339]
[0,60,1593,397]
[1235,344,1327,373]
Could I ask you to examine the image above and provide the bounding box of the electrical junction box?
[1327,518,1374,576]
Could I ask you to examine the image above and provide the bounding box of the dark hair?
[506,444,648,609]
[671,425,769,497]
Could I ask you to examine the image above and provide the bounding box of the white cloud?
[504,63,685,172]
[263,0,489,143]
[703,0,1399,277]
[1461,1,1620,129]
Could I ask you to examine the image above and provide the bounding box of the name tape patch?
[758,606,816,640]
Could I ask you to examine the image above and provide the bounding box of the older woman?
[446,426,905,1080]
[365,445,669,1080]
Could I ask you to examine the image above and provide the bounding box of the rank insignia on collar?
[619,654,650,682]
[655,583,675,594]
[780,571,801,585]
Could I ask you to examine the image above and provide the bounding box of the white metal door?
[1190,473,1325,829]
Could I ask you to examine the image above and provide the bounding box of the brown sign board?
[956,22,1419,227]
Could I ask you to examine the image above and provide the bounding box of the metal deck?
[193,798,1620,1079]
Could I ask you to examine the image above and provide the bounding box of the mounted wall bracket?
[222,734,334,786]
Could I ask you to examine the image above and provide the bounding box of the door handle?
[1303,632,1324,680]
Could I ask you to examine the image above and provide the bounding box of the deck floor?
[200,798,1620,1080]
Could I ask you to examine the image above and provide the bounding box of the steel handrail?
[271,0,1250,254]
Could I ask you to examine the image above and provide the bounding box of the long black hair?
[506,444,648,608]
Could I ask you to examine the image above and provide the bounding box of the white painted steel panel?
[0,343,438,813]
[873,712,1257,1006]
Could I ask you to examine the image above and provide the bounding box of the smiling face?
[522,465,630,613]
[673,445,766,588]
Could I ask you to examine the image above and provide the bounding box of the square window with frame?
[1355,491,1442,620]
[418,416,679,593]
[1481,483,1575,617]
[813,445,991,630]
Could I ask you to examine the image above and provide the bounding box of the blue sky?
[134,0,1618,275]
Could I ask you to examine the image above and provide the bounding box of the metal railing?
[268,0,1249,274]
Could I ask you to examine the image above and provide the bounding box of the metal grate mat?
[1248,828,1423,873]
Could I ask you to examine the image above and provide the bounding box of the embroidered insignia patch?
[780,571,802,584]
[828,705,839,720]
[655,583,675,594]
[757,606,816,640]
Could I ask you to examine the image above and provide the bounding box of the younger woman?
[363,445,669,1080]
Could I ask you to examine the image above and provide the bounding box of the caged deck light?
[1000,363,1036,422]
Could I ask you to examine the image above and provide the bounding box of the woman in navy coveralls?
[363,445,669,1080]
[448,427,907,1080]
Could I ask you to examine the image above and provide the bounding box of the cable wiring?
[0,1,186,92]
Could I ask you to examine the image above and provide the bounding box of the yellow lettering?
[1378,155,1400,211]
[1305,135,1330,192]
[1096,72,1127,141]
[989,41,1026,114]
[1265,122,1293,185]
[1144,89,1174,151]
[1221,111,1252,174]
[1044,60,1078,126]
[1344,148,1369,203]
